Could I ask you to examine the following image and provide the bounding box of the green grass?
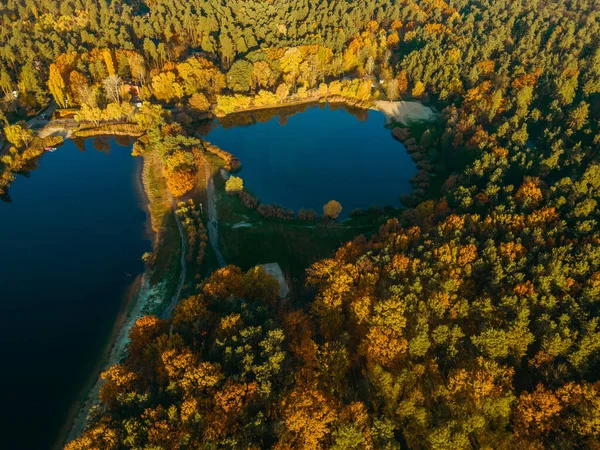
[150,210,181,294]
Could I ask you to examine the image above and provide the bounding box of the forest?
[1,0,599,448]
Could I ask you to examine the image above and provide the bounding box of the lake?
[0,138,152,450]
[204,103,416,217]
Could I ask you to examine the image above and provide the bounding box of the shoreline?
[53,273,143,449]
[215,94,372,118]
[55,152,165,449]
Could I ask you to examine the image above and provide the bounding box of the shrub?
[204,143,241,172]
[189,92,210,111]
[368,205,384,215]
[349,209,367,218]
[420,129,434,147]
[392,127,411,142]
[238,190,259,209]
[257,203,294,220]
[323,200,343,219]
[225,176,244,194]
[253,90,279,107]
[142,252,155,266]
[298,208,318,221]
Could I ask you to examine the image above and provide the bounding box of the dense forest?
[2,0,600,448]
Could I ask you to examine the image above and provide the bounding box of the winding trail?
[162,206,188,319]
[204,161,226,268]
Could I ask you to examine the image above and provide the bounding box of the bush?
[189,92,210,111]
[323,200,343,219]
[298,208,318,221]
[392,127,411,141]
[225,176,244,194]
[238,190,259,209]
[349,208,367,218]
[204,143,241,172]
[257,203,294,220]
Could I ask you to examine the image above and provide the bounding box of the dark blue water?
[0,138,152,450]
[206,104,416,216]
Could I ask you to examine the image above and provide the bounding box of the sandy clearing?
[372,100,437,125]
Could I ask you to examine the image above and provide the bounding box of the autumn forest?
[1,0,600,448]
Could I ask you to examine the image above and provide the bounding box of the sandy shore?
[372,100,437,125]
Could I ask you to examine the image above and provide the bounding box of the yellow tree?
[251,61,274,91]
[152,71,184,103]
[4,121,34,148]
[103,49,116,76]
[68,70,88,105]
[188,92,210,111]
[48,64,69,107]
[280,48,303,90]
[279,385,338,450]
[323,200,342,219]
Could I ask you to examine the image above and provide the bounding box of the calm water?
[0,138,152,450]
[205,103,416,216]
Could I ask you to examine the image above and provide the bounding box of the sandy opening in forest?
[373,100,437,125]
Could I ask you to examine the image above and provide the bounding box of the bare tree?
[365,56,375,77]
[77,85,98,108]
[103,75,123,104]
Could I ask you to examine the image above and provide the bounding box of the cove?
[0,138,152,450]
[204,103,416,216]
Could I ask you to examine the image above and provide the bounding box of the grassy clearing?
[149,210,181,289]
[212,170,392,294]
[142,143,393,301]
[141,150,170,232]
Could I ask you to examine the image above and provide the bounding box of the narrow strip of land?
[204,160,226,268]
[161,207,188,319]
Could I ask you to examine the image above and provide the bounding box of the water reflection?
[202,103,416,217]
[199,101,371,135]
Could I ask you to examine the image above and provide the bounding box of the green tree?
[227,60,253,93]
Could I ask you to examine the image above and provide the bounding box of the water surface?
[205,103,416,216]
[0,138,151,450]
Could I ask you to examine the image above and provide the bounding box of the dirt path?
[26,101,79,139]
[204,161,226,268]
[161,208,188,319]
